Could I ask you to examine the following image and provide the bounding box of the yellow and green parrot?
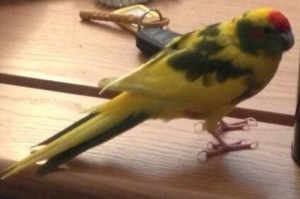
[0,7,294,179]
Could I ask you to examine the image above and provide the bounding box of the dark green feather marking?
[167,22,253,83]
[195,39,224,54]
[36,112,149,175]
[168,49,252,83]
[198,23,220,37]
[169,23,220,51]
[167,21,253,84]
[237,20,285,56]
[32,113,99,147]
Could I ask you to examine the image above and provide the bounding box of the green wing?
[99,24,252,109]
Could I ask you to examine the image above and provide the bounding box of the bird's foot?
[198,140,259,161]
[217,118,257,134]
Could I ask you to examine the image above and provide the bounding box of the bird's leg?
[198,131,258,161]
[194,118,257,134]
[217,118,257,134]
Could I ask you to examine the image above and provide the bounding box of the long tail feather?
[32,113,98,148]
[37,113,148,175]
[0,93,150,179]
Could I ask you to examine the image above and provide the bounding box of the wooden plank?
[0,73,295,126]
[0,0,299,115]
[0,84,299,198]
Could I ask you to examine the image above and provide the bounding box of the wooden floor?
[0,0,299,198]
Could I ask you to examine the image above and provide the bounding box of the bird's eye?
[251,28,264,38]
[263,26,273,34]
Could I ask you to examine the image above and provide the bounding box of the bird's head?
[235,8,294,56]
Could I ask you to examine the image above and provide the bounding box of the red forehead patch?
[268,11,291,32]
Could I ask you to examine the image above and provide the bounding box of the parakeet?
[0,7,294,179]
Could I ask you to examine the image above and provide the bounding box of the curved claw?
[206,141,222,150]
[198,147,228,161]
[237,118,258,131]
[244,117,258,127]
[197,150,208,162]
[194,121,205,133]
[249,141,259,149]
